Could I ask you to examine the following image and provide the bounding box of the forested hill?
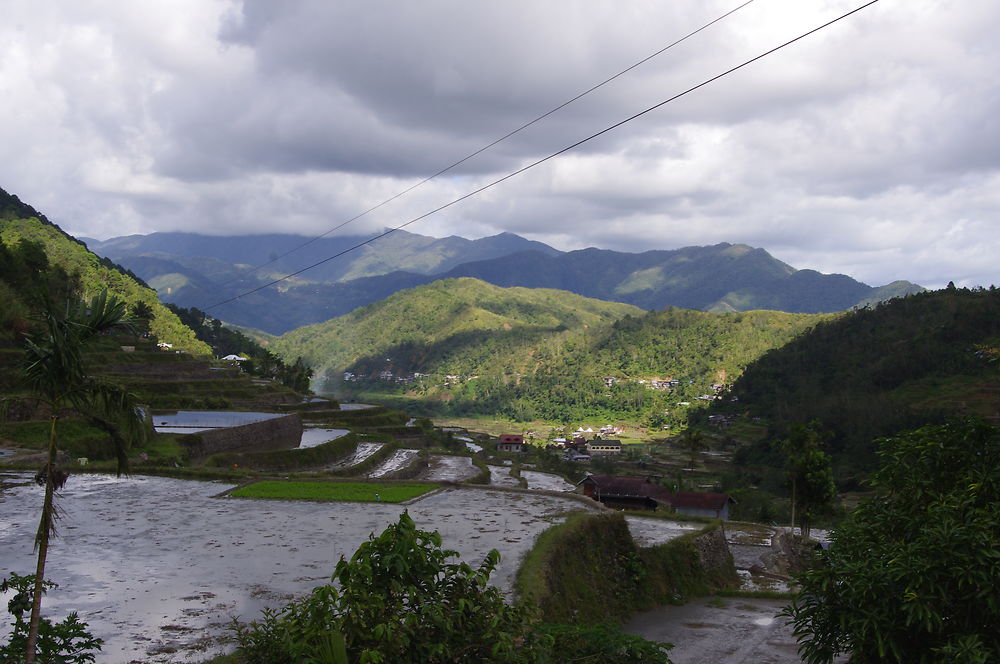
[272,277,643,373]
[0,188,208,354]
[716,286,1000,483]
[271,278,822,422]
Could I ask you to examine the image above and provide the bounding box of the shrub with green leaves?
[1,573,103,664]
[233,511,534,664]
[233,512,673,664]
[785,419,1000,663]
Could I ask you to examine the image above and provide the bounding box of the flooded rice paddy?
[0,472,597,663]
[488,464,521,487]
[365,448,419,478]
[297,427,351,449]
[418,455,480,482]
[152,411,285,433]
[625,515,701,546]
[625,597,803,664]
[324,442,383,469]
[520,470,575,492]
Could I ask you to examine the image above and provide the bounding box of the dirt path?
[625,597,804,664]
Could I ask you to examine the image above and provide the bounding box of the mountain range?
[84,231,923,335]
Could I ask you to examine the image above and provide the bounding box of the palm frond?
[71,378,148,476]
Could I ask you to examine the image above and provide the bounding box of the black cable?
[213,0,759,288]
[205,0,880,312]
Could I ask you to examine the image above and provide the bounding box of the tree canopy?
[786,419,1000,664]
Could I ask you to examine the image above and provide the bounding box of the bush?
[785,419,1000,663]
[1,573,103,664]
[233,512,674,663]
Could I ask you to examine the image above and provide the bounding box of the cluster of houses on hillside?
[342,370,430,384]
[494,433,624,463]
[341,370,481,387]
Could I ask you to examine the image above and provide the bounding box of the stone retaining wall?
[181,413,302,458]
[691,525,740,586]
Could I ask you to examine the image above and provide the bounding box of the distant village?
[341,369,728,402]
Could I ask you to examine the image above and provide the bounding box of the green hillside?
[0,188,209,354]
[716,286,1000,484]
[273,277,642,369]
[272,278,822,422]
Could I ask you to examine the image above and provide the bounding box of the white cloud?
[0,0,997,289]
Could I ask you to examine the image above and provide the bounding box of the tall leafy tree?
[678,428,706,470]
[782,422,836,538]
[16,290,147,663]
[786,419,1000,664]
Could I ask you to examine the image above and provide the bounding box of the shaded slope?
[0,190,209,354]
[717,287,1000,481]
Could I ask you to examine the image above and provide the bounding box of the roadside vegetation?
[785,419,1000,663]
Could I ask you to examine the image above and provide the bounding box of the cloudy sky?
[1,0,997,289]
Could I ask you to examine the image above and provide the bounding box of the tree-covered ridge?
[271,278,822,422]
[0,187,149,289]
[272,277,643,371]
[719,286,1000,483]
[0,215,208,354]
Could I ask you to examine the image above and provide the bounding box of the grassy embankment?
[516,512,738,623]
[229,480,437,503]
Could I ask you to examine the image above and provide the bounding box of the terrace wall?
[181,413,302,458]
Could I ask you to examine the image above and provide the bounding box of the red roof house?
[497,434,524,453]
[577,474,734,519]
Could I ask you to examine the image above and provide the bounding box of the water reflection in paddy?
[0,472,594,663]
[152,411,285,433]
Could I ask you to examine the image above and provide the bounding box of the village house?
[586,439,622,455]
[577,474,734,519]
[496,434,524,453]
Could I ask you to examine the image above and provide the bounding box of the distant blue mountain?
[86,230,923,334]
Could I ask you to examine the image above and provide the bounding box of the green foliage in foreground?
[230,481,437,503]
[785,419,1000,664]
[233,512,673,664]
[1,573,103,664]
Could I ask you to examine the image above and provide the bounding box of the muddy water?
[366,449,419,478]
[418,455,479,482]
[488,464,520,487]
[520,470,574,492]
[624,515,701,547]
[625,597,805,664]
[0,473,595,663]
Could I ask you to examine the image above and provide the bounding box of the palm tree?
[18,290,148,663]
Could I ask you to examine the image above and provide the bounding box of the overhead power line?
[205,0,880,313]
[214,0,759,288]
